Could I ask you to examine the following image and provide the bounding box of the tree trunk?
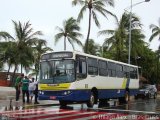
[64,37,66,50]
[11,65,17,86]
[35,64,38,81]
[7,64,11,80]
[157,57,159,83]
[86,8,92,53]
[21,64,22,73]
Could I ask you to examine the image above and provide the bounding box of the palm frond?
[149,31,160,42]
[98,30,114,36]
[77,5,87,22]
[54,33,64,45]
[55,26,64,33]
[101,0,115,7]
[68,37,75,50]
[92,11,100,27]
[72,0,85,6]
[0,31,14,40]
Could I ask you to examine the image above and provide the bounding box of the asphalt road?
[0,98,160,120]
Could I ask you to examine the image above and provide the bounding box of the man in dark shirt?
[15,74,24,101]
[22,76,30,103]
[33,78,39,104]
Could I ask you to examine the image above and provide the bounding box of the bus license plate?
[50,96,56,99]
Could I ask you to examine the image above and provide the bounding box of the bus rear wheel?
[87,92,95,108]
[59,100,67,107]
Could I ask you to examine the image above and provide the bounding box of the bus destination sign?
[41,52,73,60]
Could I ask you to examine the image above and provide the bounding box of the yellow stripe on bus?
[122,78,127,89]
[39,83,71,90]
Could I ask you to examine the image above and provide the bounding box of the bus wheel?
[59,100,67,107]
[87,92,95,108]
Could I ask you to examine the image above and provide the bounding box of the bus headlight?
[39,91,44,95]
[64,91,67,95]
[63,91,71,95]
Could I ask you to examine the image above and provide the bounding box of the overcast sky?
[0,0,160,52]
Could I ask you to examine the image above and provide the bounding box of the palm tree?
[0,42,16,73]
[0,31,14,70]
[98,12,145,63]
[130,29,146,65]
[155,49,160,83]
[32,39,53,80]
[54,17,83,50]
[149,18,160,47]
[2,21,43,84]
[11,20,43,73]
[0,31,13,69]
[72,0,115,53]
[0,31,13,40]
[83,39,100,55]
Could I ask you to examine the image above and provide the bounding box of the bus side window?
[123,65,129,78]
[76,56,87,79]
[108,62,116,77]
[88,58,98,75]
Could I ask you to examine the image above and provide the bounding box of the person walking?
[15,74,24,101]
[21,76,30,104]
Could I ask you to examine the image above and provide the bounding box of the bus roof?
[42,50,138,68]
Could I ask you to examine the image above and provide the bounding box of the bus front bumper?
[38,90,90,101]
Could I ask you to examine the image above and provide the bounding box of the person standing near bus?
[29,78,35,102]
[34,78,39,104]
[22,76,30,103]
[15,74,24,101]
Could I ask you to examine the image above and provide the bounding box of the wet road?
[0,98,160,120]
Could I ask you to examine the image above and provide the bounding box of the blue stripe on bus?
[38,89,139,101]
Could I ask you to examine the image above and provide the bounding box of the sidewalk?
[0,87,59,108]
[0,86,15,100]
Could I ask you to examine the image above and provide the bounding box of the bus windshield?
[39,59,75,84]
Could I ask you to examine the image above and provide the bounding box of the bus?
[38,51,139,107]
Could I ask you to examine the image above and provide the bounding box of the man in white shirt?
[29,78,37,102]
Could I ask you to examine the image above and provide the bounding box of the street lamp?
[128,0,150,64]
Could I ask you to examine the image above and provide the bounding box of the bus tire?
[87,92,95,108]
[59,100,67,107]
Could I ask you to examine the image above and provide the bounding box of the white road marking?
[19,110,76,118]
[89,107,157,114]
[74,113,116,120]
[39,112,96,120]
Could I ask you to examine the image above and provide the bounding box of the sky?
[0,0,160,52]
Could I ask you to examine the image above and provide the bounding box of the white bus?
[39,51,139,107]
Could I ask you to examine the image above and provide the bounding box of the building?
[0,72,21,86]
